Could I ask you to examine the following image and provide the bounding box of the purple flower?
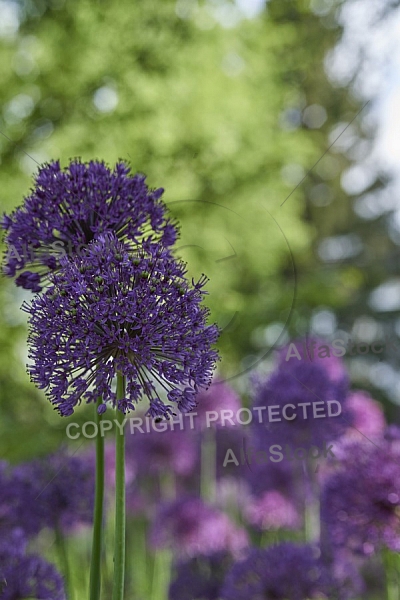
[126,425,198,477]
[321,428,400,556]
[149,496,248,559]
[2,159,177,291]
[24,234,219,417]
[187,378,242,430]
[344,390,386,440]
[250,359,350,449]
[0,528,27,558]
[169,552,233,600]
[277,337,348,385]
[220,543,334,600]
[0,545,65,600]
[0,451,94,537]
[240,441,304,532]
[244,490,301,531]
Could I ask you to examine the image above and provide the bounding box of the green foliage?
[0,0,356,458]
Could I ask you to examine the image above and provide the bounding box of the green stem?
[150,549,172,600]
[89,397,105,600]
[129,517,150,598]
[55,526,73,600]
[304,460,320,543]
[200,427,216,502]
[112,374,126,600]
[384,548,400,600]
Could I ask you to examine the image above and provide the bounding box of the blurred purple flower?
[0,451,94,537]
[126,426,198,478]
[187,378,242,430]
[24,234,219,417]
[169,552,233,600]
[149,496,248,559]
[321,428,400,556]
[1,159,177,291]
[220,543,334,600]
[323,550,365,600]
[277,337,348,385]
[244,490,301,531]
[250,359,350,449]
[0,528,27,558]
[344,390,386,440]
[240,447,303,532]
[0,529,65,600]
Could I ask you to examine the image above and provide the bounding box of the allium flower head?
[169,552,233,600]
[0,451,94,537]
[126,426,198,477]
[150,496,248,559]
[344,390,386,440]
[2,159,177,291]
[220,543,333,600]
[187,378,242,430]
[250,359,350,448]
[321,428,400,556]
[278,337,348,386]
[25,234,219,417]
[0,537,65,600]
[244,490,301,531]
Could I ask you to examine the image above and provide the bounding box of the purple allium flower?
[321,428,400,556]
[277,337,348,386]
[187,378,242,430]
[0,451,94,537]
[322,550,365,600]
[1,159,177,291]
[244,490,301,531]
[220,543,334,600]
[344,390,386,440]
[0,548,65,600]
[0,528,27,558]
[240,442,304,532]
[169,552,233,600]
[149,496,248,559]
[24,234,219,417]
[126,425,198,477]
[250,359,350,448]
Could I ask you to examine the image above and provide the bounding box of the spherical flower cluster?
[24,234,219,417]
[277,337,349,386]
[250,359,351,449]
[220,542,333,600]
[242,454,303,532]
[149,496,248,559]
[0,451,94,537]
[0,529,65,600]
[244,490,301,531]
[169,552,233,600]
[1,159,177,291]
[126,426,198,477]
[187,378,242,430]
[321,428,400,556]
[344,390,386,440]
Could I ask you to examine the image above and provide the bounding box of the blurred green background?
[1,0,400,462]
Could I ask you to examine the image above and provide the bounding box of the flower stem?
[200,427,216,502]
[304,459,320,543]
[383,548,400,600]
[151,549,172,600]
[55,526,73,600]
[112,374,126,600]
[89,396,105,600]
